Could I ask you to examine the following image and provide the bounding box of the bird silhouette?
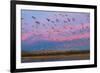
[35,21,40,24]
[21,18,24,20]
[64,20,67,23]
[32,16,36,19]
[72,18,75,21]
[51,21,55,23]
[56,19,59,22]
[67,18,70,22]
[46,18,50,22]
[65,14,68,17]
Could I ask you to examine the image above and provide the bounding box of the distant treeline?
[22,50,90,57]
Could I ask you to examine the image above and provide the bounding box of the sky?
[21,10,90,52]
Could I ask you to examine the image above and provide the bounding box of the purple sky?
[21,10,90,51]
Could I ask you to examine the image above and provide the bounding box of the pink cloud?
[21,31,34,41]
[21,24,90,42]
[43,32,90,42]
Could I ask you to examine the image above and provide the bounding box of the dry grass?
[21,50,90,62]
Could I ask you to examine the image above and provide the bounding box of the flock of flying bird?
[21,13,90,42]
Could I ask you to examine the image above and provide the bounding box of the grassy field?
[21,50,90,63]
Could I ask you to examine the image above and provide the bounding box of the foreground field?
[21,50,90,63]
